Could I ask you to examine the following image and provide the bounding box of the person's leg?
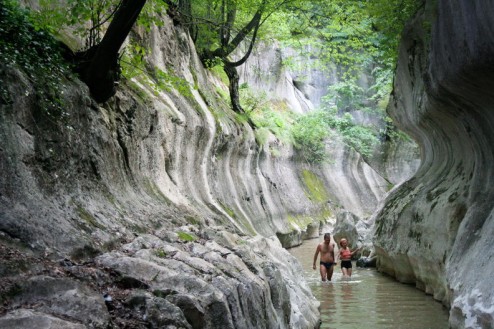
[341,267,349,278]
[327,264,334,281]
[319,264,328,281]
[347,268,353,277]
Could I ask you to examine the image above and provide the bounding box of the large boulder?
[333,211,360,247]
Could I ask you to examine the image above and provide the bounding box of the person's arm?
[350,246,362,255]
[332,243,337,265]
[313,245,320,270]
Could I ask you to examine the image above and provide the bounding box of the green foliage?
[32,0,167,49]
[215,86,230,101]
[277,0,421,119]
[32,0,177,100]
[324,108,379,158]
[252,127,266,145]
[32,0,115,49]
[177,231,197,242]
[292,111,331,163]
[120,41,148,80]
[0,0,72,120]
[341,125,378,158]
[240,85,295,145]
[151,68,194,97]
[291,107,379,163]
[119,39,194,99]
[235,79,380,163]
[4,0,412,167]
[365,0,422,60]
[326,81,366,112]
[137,0,168,31]
[208,63,229,85]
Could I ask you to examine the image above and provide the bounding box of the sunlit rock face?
[373,1,494,327]
[237,43,335,113]
[238,44,422,223]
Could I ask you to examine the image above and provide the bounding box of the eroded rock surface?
[0,3,419,328]
[373,1,494,327]
[0,231,319,328]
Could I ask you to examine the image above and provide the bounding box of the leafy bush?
[326,81,366,112]
[292,111,331,163]
[0,0,72,118]
[340,125,378,158]
[240,85,295,145]
[291,108,379,163]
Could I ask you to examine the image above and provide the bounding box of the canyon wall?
[373,1,494,327]
[0,8,401,327]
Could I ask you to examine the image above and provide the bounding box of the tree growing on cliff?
[167,0,299,114]
[32,0,167,103]
[28,0,419,108]
[75,0,148,103]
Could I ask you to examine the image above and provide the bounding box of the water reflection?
[289,238,449,329]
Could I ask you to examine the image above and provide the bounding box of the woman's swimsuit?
[340,260,352,269]
[340,249,351,259]
[340,248,352,268]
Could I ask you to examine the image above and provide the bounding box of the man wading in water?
[312,233,336,282]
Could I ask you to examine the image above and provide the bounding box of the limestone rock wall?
[0,5,415,328]
[0,13,322,327]
[238,43,417,221]
[1,10,395,255]
[373,1,494,327]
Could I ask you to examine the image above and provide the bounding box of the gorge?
[1,0,493,328]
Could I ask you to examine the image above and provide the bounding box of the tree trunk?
[223,63,242,113]
[78,0,147,103]
[223,62,254,127]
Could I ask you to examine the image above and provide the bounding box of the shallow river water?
[288,238,450,329]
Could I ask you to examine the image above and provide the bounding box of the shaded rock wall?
[373,1,494,327]
[0,12,321,327]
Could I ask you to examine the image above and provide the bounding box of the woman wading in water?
[337,238,361,279]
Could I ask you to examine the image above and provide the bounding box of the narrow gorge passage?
[289,238,449,329]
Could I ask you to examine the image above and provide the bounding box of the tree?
[281,0,421,104]
[169,0,293,114]
[76,0,148,103]
[196,0,267,114]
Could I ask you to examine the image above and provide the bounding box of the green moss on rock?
[177,231,197,242]
[300,169,329,203]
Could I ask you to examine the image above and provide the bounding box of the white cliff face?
[0,14,323,327]
[238,42,419,222]
[373,1,494,327]
[0,5,421,327]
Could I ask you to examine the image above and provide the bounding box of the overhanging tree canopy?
[28,0,419,107]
